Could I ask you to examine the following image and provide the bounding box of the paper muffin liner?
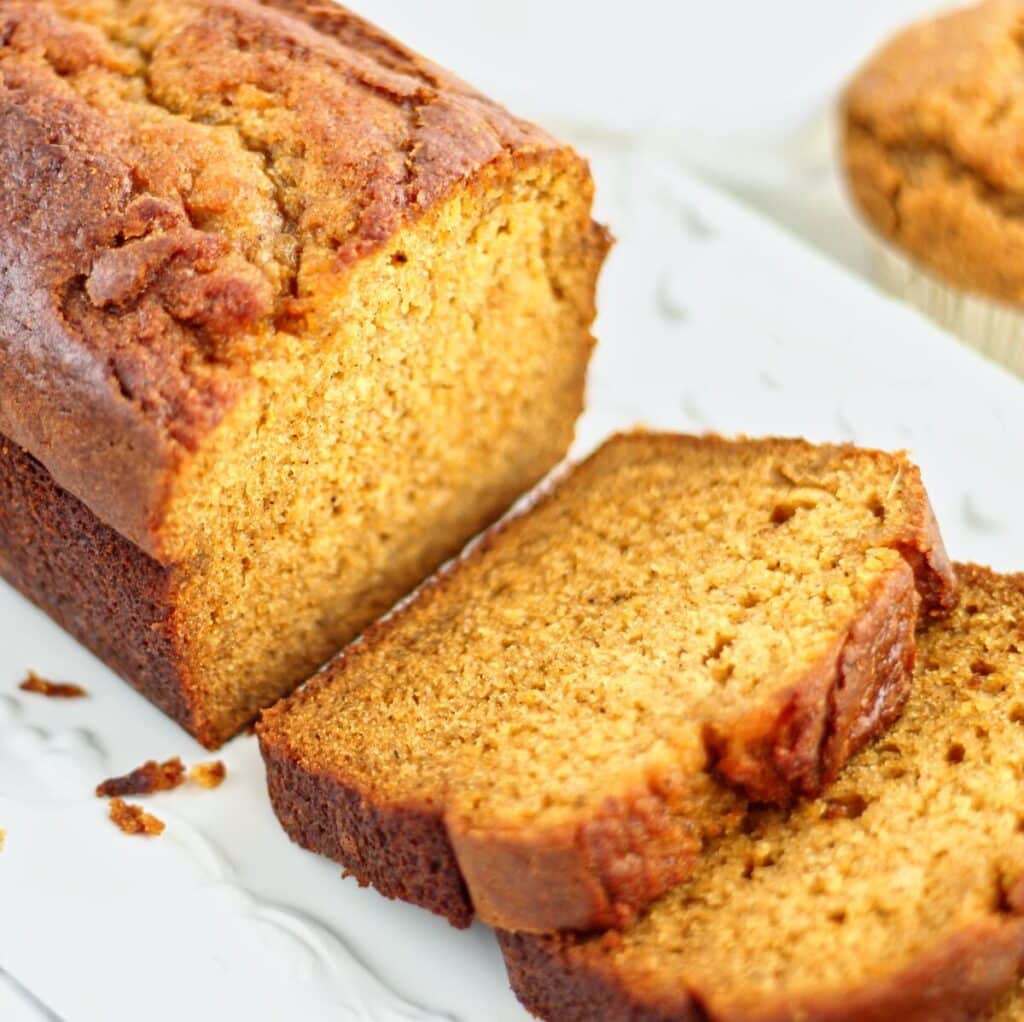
[872,239,1024,378]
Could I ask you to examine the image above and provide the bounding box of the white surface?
[2,134,1023,1021]
[0,971,55,1022]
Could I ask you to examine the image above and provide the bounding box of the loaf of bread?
[501,565,1024,1021]
[257,433,955,933]
[0,0,608,746]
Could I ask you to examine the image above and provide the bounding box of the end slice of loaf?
[257,433,954,932]
[502,565,1024,1021]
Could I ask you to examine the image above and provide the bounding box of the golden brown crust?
[0,6,251,553]
[0,0,574,554]
[707,560,919,804]
[258,434,956,933]
[842,0,1024,307]
[449,767,743,933]
[891,492,958,617]
[500,916,1024,1022]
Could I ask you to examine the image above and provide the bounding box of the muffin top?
[844,0,1024,306]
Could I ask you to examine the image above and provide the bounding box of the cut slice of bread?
[501,565,1024,1022]
[258,433,955,932]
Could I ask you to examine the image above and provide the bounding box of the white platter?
[2,137,1022,1022]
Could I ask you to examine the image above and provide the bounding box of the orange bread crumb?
[108,798,164,836]
[502,566,1024,1021]
[96,758,186,797]
[190,761,226,790]
[19,670,87,699]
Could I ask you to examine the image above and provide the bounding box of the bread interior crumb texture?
[276,435,938,833]
[596,565,1024,1012]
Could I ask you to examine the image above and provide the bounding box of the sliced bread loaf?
[0,0,606,746]
[502,565,1024,1022]
[257,433,954,932]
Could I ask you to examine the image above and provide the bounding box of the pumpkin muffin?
[843,0,1024,375]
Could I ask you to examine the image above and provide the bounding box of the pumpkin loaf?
[257,433,955,933]
[0,0,608,746]
[502,565,1024,1022]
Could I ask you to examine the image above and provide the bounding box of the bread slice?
[258,433,955,932]
[501,564,1024,1021]
[0,0,607,746]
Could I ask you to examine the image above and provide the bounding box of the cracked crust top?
[843,0,1024,308]
[0,0,566,555]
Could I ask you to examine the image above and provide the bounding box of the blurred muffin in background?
[842,0,1024,376]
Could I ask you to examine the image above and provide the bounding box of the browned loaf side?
[257,433,955,933]
[0,0,607,746]
[502,565,1024,1022]
[0,438,192,728]
[842,0,1024,307]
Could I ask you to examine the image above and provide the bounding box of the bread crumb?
[190,760,226,789]
[19,670,87,699]
[108,798,164,836]
[96,758,186,797]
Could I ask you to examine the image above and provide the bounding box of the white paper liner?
[873,241,1024,377]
